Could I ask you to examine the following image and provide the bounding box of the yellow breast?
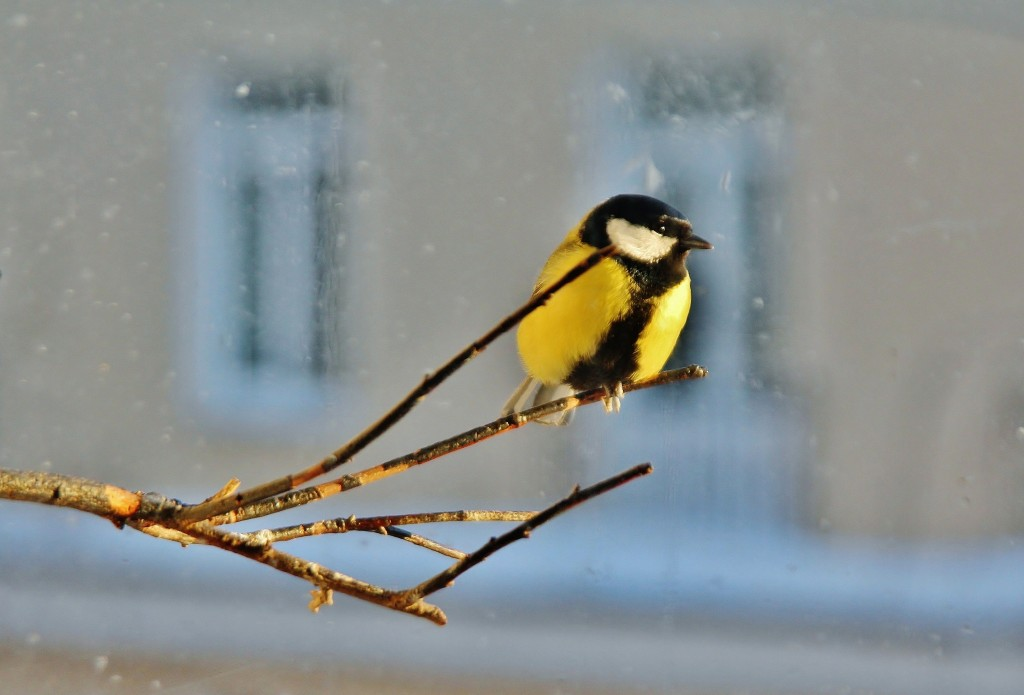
[632,276,692,381]
[516,241,631,385]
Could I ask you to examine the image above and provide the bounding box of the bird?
[502,193,712,425]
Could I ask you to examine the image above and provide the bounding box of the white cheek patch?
[606,217,676,263]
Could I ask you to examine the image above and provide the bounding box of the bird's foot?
[602,382,624,414]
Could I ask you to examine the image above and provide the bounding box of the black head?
[580,194,712,292]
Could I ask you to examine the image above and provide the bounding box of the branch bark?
[208,365,707,526]
[0,468,141,523]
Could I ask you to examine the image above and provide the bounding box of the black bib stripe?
[565,298,656,391]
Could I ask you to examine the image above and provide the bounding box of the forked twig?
[167,519,448,623]
[135,463,653,625]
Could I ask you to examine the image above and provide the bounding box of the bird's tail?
[501,377,576,426]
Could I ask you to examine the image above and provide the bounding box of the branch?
[399,463,654,606]
[0,468,141,524]
[260,510,537,559]
[262,510,535,541]
[209,365,707,525]
[375,527,467,559]
[176,245,619,523]
[1,462,654,625]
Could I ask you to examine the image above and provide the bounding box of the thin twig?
[209,365,706,525]
[263,510,536,542]
[378,527,466,559]
[261,510,537,560]
[177,245,619,523]
[398,463,654,606]
[330,365,707,493]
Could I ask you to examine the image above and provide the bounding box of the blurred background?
[2,1,1024,693]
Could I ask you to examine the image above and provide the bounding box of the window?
[176,68,352,434]
[577,51,804,539]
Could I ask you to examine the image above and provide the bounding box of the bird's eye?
[658,226,667,235]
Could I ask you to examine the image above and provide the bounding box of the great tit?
[502,193,712,425]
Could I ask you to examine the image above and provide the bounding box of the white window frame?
[578,64,802,540]
[174,70,353,435]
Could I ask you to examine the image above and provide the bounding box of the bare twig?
[260,510,537,560]
[263,510,535,542]
[176,245,619,523]
[399,463,654,606]
[209,365,707,525]
[377,527,467,559]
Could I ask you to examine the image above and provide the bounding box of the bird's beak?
[681,234,713,251]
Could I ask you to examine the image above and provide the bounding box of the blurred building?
[1,2,1023,693]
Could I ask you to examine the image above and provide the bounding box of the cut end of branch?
[202,478,242,504]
